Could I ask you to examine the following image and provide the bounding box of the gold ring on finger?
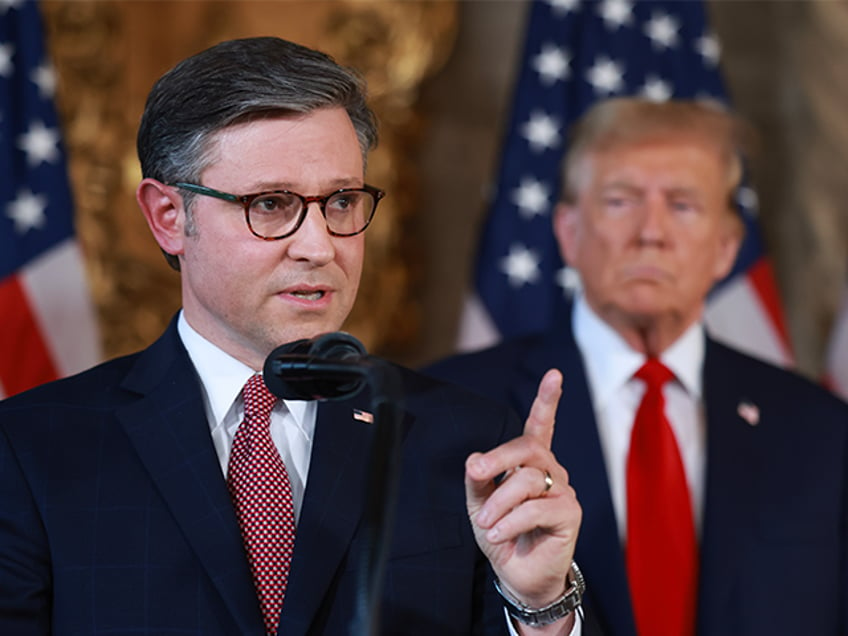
[542,470,553,495]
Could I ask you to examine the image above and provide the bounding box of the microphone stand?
[264,346,403,636]
[351,361,403,636]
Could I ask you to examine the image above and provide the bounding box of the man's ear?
[553,201,579,264]
[713,211,745,282]
[137,178,186,260]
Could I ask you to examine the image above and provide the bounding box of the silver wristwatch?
[494,561,585,628]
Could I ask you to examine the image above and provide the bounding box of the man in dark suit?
[427,98,848,636]
[0,37,584,636]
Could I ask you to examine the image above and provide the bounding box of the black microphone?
[263,332,369,400]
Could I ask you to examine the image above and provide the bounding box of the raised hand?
[465,369,582,625]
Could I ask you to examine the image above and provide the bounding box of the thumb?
[464,451,496,516]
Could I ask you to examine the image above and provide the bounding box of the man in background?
[427,98,848,636]
[0,37,583,636]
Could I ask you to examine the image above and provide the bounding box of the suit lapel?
[280,390,379,635]
[117,323,265,636]
[519,327,636,636]
[696,340,760,634]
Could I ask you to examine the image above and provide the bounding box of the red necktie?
[626,359,698,636]
[227,374,296,636]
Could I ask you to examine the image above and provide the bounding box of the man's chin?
[616,295,673,325]
[266,319,348,350]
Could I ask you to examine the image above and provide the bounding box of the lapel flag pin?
[737,401,760,426]
[353,409,374,424]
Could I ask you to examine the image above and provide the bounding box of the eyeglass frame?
[170,181,385,241]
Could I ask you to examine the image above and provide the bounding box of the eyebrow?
[600,182,703,199]
[664,187,703,200]
[244,178,364,193]
[600,182,641,195]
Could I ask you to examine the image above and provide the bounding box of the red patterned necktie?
[626,359,698,636]
[227,374,296,636]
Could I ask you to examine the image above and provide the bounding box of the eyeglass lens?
[248,190,375,238]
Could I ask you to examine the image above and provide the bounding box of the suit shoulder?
[420,334,550,390]
[397,363,512,412]
[0,353,140,414]
[709,340,848,416]
[393,363,523,440]
[423,335,547,371]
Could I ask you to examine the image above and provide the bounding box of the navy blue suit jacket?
[0,319,519,635]
[425,319,848,636]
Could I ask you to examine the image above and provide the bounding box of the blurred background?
[4,0,847,397]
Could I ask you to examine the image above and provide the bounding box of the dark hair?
[138,36,377,182]
[137,37,379,270]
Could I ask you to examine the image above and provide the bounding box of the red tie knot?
[242,373,278,420]
[634,358,674,389]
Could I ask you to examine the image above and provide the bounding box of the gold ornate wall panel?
[784,0,848,374]
[711,1,848,376]
[42,0,457,361]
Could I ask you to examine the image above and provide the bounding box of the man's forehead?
[592,133,723,159]
[212,108,352,143]
[586,140,725,177]
[200,108,363,176]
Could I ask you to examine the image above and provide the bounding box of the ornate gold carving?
[785,0,848,374]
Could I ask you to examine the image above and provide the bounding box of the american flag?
[457,0,794,369]
[0,0,101,398]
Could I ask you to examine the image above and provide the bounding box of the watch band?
[494,561,586,628]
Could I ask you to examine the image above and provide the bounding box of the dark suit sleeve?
[841,412,848,636]
[0,424,51,635]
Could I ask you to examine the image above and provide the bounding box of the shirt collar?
[572,294,704,408]
[663,320,704,399]
[176,312,313,431]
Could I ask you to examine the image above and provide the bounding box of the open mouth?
[289,290,325,301]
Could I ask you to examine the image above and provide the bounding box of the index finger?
[524,368,563,448]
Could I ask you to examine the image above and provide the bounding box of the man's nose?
[637,195,669,244]
[286,202,335,262]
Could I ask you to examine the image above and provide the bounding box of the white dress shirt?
[572,294,707,542]
[177,313,316,522]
